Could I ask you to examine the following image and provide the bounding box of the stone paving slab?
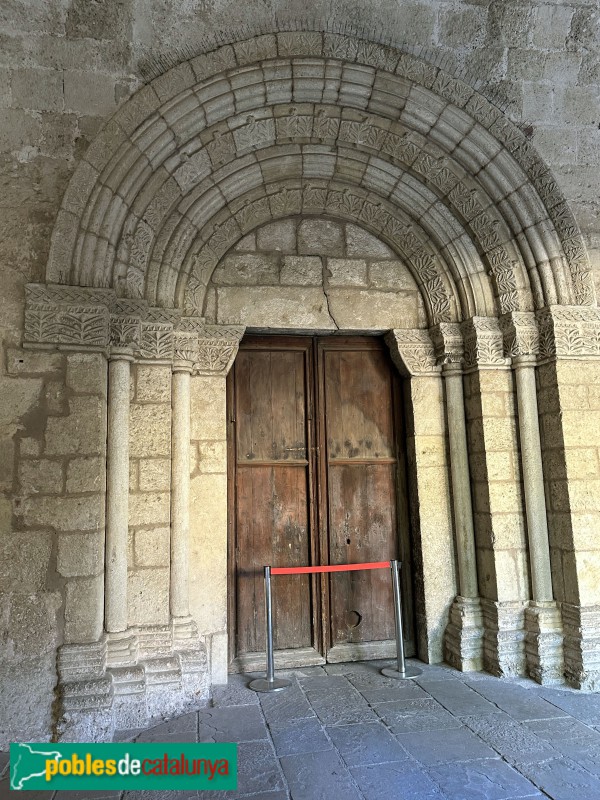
[427,758,546,800]
[5,660,600,799]
[325,722,411,766]
[279,750,362,800]
[394,726,499,765]
[350,762,447,800]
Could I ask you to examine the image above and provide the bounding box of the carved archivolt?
[46,31,594,324]
[23,284,244,376]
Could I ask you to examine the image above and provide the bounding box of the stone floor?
[2,659,600,799]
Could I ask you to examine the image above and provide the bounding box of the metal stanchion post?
[381,560,422,680]
[249,566,292,692]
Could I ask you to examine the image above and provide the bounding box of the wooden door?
[228,335,414,671]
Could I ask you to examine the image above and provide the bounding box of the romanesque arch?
[19,29,600,742]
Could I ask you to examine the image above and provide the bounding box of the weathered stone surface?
[346,224,394,258]
[298,219,344,255]
[129,403,170,458]
[6,348,63,376]
[326,258,368,287]
[327,288,424,329]
[58,531,104,577]
[129,491,170,526]
[19,493,105,531]
[280,750,362,800]
[134,526,169,567]
[0,529,52,592]
[369,260,419,291]
[18,458,63,494]
[138,457,170,491]
[280,255,323,286]
[135,365,170,403]
[66,352,107,396]
[256,219,296,251]
[66,456,105,493]
[213,253,279,286]
[128,567,170,626]
[216,286,336,329]
[45,397,106,456]
[64,574,104,643]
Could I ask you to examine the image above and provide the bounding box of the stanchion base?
[381,665,423,680]
[248,677,292,693]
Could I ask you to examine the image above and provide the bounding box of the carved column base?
[524,602,564,685]
[562,603,600,691]
[56,622,210,742]
[444,596,485,672]
[481,599,527,677]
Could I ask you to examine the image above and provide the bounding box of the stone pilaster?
[501,311,564,685]
[461,316,528,677]
[431,323,484,672]
[386,330,457,664]
[536,305,600,690]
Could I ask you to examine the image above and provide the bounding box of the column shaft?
[170,365,192,618]
[105,353,132,633]
[514,356,553,602]
[443,363,478,599]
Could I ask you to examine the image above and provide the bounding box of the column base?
[481,599,527,677]
[524,602,564,686]
[562,603,600,691]
[56,620,210,742]
[444,596,485,672]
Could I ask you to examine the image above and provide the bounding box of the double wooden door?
[227,335,415,671]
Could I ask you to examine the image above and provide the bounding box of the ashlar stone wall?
[205,218,426,331]
[0,347,107,743]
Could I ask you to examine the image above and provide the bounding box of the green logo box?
[10,742,237,791]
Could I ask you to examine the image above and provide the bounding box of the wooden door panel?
[236,465,312,653]
[324,349,395,460]
[229,335,415,668]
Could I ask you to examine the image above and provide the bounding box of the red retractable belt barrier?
[271,561,390,575]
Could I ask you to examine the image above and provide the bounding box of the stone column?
[501,312,563,684]
[431,324,484,671]
[105,348,133,634]
[386,330,457,664]
[170,359,193,621]
[461,317,529,677]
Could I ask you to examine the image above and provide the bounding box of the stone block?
[212,253,279,286]
[0,438,14,492]
[134,527,170,567]
[439,6,487,48]
[0,378,43,432]
[327,289,423,330]
[298,219,344,255]
[197,440,226,474]
[532,4,575,49]
[256,219,297,251]
[139,458,171,491]
[64,70,117,117]
[129,491,170,526]
[280,256,323,286]
[0,529,52,592]
[18,459,63,495]
[533,127,577,166]
[5,591,61,659]
[66,0,129,41]
[58,531,104,577]
[234,232,256,251]
[20,494,105,531]
[369,260,418,290]
[45,380,68,415]
[64,574,104,643]
[0,656,58,749]
[190,377,226,441]
[0,109,42,152]
[11,67,63,112]
[45,397,106,456]
[345,224,393,258]
[6,348,63,376]
[189,472,228,635]
[326,258,368,287]
[128,567,170,626]
[66,456,105,493]
[19,437,42,457]
[216,286,336,329]
[135,364,171,403]
[129,403,171,458]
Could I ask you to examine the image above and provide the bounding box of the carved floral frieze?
[536,306,600,360]
[23,284,244,376]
